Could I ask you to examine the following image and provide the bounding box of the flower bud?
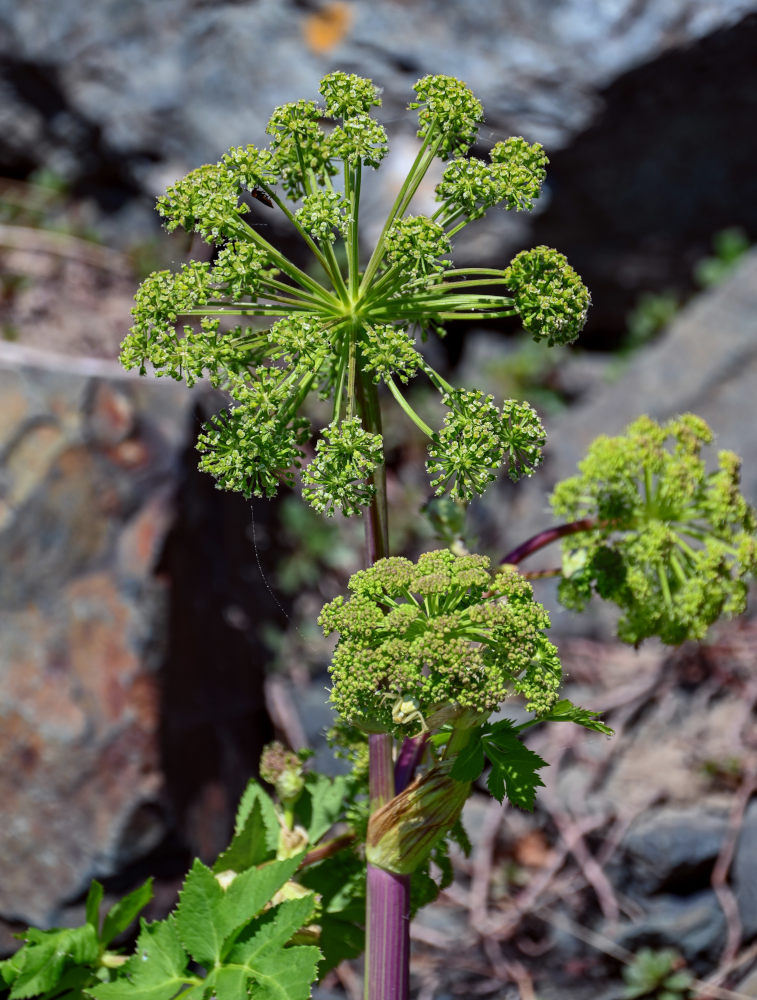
[366,760,470,874]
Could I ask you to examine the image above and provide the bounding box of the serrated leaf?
[101,879,153,947]
[88,918,190,1000]
[85,882,104,935]
[224,897,320,1000]
[213,798,273,875]
[249,945,321,1000]
[197,965,248,1000]
[8,940,64,1000]
[234,780,280,850]
[10,926,99,1000]
[538,698,614,736]
[449,730,486,783]
[174,860,227,968]
[295,774,349,844]
[483,732,548,811]
[227,896,316,965]
[176,856,303,970]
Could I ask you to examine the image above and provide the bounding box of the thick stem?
[500,517,598,565]
[361,371,409,1000]
[366,734,410,1000]
[365,865,411,1000]
[395,735,428,793]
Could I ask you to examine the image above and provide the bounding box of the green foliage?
[0,880,153,1000]
[123,72,588,515]
[551,414,757,644]
[622,948,693,1000]
[320,548,563,735]
[450,721,547,810]
[693,226,750,289]
[88,857,320,1000]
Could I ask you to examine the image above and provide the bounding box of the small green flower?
[295,190,347,243]
[302,418,383,517]
[157,163,247,242]
[410,75,484,159]
[320,549,560,735]
[320,71,382,118]
[504,246,590,346]
[360,324,420,384]
[500,399,547,482]
[125,73,588,513]
[426,392,546,500]
[384,216,452,279]
[551,415,757,644]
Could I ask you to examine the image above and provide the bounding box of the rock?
[0,344,187,927]
[613,805,728,897]
[0,343,277,933]
[615,890,726,968]
[732,798,757,938]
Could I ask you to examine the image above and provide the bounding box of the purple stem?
[365,866,410,1000]
[394,735,428,794]
[500,517,597,565]
[366,733,410,1000]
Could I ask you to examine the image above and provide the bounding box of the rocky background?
[2,2,757,998]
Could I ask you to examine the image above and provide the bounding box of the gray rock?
[2,0,750,177]
[0,344,191,927]
[615,890,726,967]
[732,798,757,938]
[614,805,728,897]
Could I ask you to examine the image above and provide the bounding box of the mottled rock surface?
[0,346,188,927]
[0,345,277,936]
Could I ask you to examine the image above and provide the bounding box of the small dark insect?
[251,187,274,208]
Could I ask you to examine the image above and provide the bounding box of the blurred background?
[2,2,757,997]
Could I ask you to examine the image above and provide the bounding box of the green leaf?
[219,855,303,950]
[101,879,154,947]
[85,882,104,936]
[483,730,547,810]
[227,898,320,1000]
[295,774,349,843]
[88,919,191,1000]
[175,856,303,969]
[10,926,99,1000]
[174,860,228,968]
[449,729,486,783]
[538,698,614,736]
[213,797,274,875]
[233,780,281,848]
[196,965,248,1000]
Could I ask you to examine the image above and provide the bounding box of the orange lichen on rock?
[302,2,352,54]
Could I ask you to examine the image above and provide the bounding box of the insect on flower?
[250,187,274,208]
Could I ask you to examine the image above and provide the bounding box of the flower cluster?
[435,137,549,222]
[504,246,591,346]
[426,391,546,501]
[320,549,562,736]
[122,71,588,516]
[551,414,757,644]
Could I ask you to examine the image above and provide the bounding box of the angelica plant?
[4,72,756,1000]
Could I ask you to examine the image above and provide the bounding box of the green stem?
[359,128,442,293]
[384,376,434,436]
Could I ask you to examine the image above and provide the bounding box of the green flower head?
[320,549,562,736]
[504,246,590,346]
[551,414,757,644]
[125,73,586,515]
